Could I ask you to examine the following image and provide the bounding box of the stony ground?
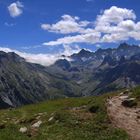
[107,94,140,140]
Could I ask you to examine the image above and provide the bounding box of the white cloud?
[95,6,136,29]
[63,45,81,56]
[42,6,140,46]
[101,33,128,43]
[43,32,101,46]
[8,1,24,18]
[0,45,80,66]
[41,14,90,34]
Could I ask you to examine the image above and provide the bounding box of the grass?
[0,94,130,140]
[130,86,140,107]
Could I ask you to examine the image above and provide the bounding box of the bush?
[88,105,99,113]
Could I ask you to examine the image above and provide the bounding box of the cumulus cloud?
[41,14,90,34]
[43,6,140,46]
[8,1,24,17]
[0,45,80,66]
[95,6,140,43]
[95,6,136,29]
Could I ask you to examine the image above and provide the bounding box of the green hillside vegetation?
[131,86,140,107]
[0,94,130,140]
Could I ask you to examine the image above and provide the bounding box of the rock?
[71,105,87,111]
[56,120,59,123]
[2,120,7,123]
[108,100,113,106]
[122,98,137,108]
[19,127,27,133]
[123,89,130,94]
[48,116,54,122]
[31,120,42,128]
[75,121,79,125]
[119,95,129,100]
[14,120,20,124]
[119,92,124,96]
[6,118,10,120]
[51,113,55,116]
[36,116,41,120]
[38,113,44,116]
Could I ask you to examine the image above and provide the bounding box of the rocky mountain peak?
[0,51,25,63]
[72,49,93,58]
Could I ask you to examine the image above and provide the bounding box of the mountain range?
[0,43,140,108]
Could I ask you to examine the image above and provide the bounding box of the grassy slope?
[131,86,140,107]
[0,94,130,140]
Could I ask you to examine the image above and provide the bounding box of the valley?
[1,1,140,139]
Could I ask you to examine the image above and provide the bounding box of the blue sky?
[0,0,140,65]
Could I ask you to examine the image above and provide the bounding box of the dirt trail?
[107,95,140,140]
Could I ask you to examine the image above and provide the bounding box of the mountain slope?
[0,43,140,108]
[0,52,81,108]
[48,43,140,95]
[0,93,130,140]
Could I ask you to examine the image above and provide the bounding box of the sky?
[0,0,140,65]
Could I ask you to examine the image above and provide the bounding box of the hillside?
[0,43,140,108]
[0,86,139,140]
[0,51,80,108]
[48,43,140,95]
[0,93,130,140]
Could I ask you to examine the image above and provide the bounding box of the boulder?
[19,127,27,133]
[31,120,42,128]
[119,95,129,100]
[122,98,137,108]
[48,116,54,122]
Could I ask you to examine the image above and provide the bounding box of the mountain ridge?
[0,43,140,108]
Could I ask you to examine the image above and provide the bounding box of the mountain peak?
[76,49,93,57]
[118,43,130,49]
[101,55,117,66]
[0,51,25,63]
[55,59,71,70]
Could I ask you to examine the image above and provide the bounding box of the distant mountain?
[71,43,140,63]
[0,43,140,108]
[49,43,140,95]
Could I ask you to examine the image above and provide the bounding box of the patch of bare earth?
[69,106,93,120]
[107,95,140,140]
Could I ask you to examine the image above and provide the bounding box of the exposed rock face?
[49,43,140,96]
[0,52,80,108]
